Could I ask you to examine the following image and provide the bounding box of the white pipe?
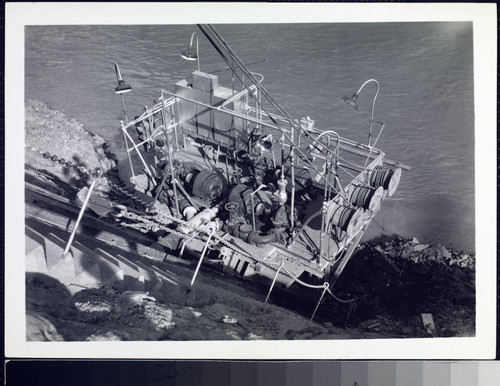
[264,261,284,304]
[190,227,216,287]
[62,174,100,257]
[121,124,154,180]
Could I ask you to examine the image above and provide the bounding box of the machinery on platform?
[105,24,409,303]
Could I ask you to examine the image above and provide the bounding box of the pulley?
[191,169,227,202]
[368,165,401,197]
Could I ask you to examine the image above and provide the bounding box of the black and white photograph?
[5,3,496,359]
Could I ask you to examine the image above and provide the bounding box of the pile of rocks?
[371,237,475,270]
[325,236,476,337]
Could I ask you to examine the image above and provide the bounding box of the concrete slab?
[47,253,78,287]
[133,260,164,291]
[125,275,145,292]
[43,233,69,269]
[71,240,102,277]
[25,237,48,273]
[93,248,124,288]
[25,225,47,247]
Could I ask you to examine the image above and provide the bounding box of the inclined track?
[24,182,274,309]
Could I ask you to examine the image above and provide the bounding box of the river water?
[25,23,475,253]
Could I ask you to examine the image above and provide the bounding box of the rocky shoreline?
[24,99,475,341]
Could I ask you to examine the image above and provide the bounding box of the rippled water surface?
[25,23,475,252]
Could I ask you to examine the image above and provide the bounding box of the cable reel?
[348,185,385,213]
[369,165,401,197]
[326,202,363,239]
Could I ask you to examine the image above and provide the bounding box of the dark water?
[25,23,475,252]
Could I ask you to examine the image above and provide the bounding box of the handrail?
[122,96,176,131]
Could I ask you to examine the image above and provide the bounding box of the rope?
[280,265,325,289]
[326,287,356,304]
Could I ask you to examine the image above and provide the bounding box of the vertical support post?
[280,135,285,179]
[122,122,154,180]
[289,122,296,237]
[215,143,220,167]
[243,92,248,142]
[160,93,181,218]
[331,228,366,284]
[318,203,328,260]
[251,193,256,231]
[120,120,135,179]
[319,140,333,259]
[146,106,159,166]
[169,104,180,151]
[120,94,129,124]
[296,127,302,167]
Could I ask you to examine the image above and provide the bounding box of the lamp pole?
[355,79,379,146]
[120,95,129,124]
[354,79,379,147]
[114,63,134,176]
[343,79,381,147]
[192,32,200,71]
[114,63,133,123]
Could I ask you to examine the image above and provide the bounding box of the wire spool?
[348,185,385,213]
[328,204,363,239]
[368,165,402,197]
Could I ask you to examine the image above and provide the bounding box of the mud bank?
[24,100,475,341]
[25,99,116,186]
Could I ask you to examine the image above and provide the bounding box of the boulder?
[413,243,429,252]
[439,246,452,259]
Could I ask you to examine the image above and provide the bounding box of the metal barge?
[25,24,409,315]
[100,24,408,307]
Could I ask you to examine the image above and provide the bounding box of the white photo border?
[5,2,497,359]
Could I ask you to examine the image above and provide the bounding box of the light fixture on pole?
[181,32,200,71]
[114,63,134,178]
[342,93,359,110]
[114,63,133,123]
[343,79,382,147]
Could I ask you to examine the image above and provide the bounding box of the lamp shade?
[343,93,359,110]
[114,63,132,94]
[181,47,198,61]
